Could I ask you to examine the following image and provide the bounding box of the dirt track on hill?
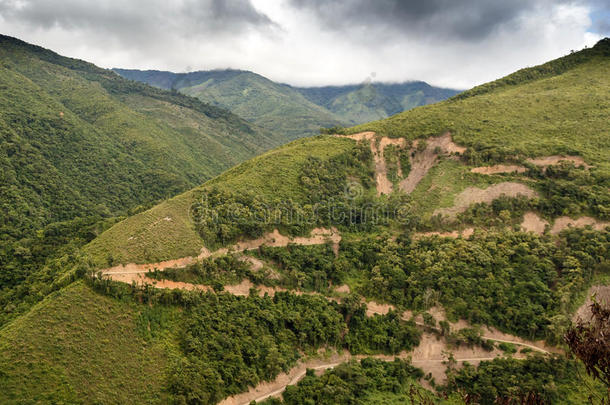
[102,227,341,277]
[104,261,554,404]
[218,339,506,405]
[413,228,475,239]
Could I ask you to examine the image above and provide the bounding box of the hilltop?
[0,39,608,404]
[114,68,459,139]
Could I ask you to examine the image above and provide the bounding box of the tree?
[565,300,610,403]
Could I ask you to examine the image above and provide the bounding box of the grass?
[115,69,458,140]
[84,190,203,267]
[348,45,610,173]
[0,281,175,404]
[203,135,356,201]
[0,33,284,285]
[408,158,500,216]
[84,135,357,266]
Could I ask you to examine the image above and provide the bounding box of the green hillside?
[115,69,346,140]
[114,68,459,138]
[1,39,609,404]
[348,39,610,171]
[296,81,459,124]
[0,35,283,324]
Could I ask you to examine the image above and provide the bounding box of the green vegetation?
[255,244,339,291]
[445,355,606,404]
[250,227,609,341]
[343,228,608,341]
[114,69,459,139]
[0,34,283,324]
[260,358,431,405]
[0,282,171,404]
[87,277,421,403]
[348,39,610,173]
[83,190,204,267]
[115,68,345,140]
[1,37,609,405]
[297,81,460,125]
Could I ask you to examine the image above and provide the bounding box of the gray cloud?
[0,0,603,88]
[0,0,275,41]
[287,0,572,41]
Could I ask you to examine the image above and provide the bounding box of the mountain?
[1,38,609,404]
[114,68,459,138]
[0,34,283,318]
[114,68,346,140]
[296,81,459,124]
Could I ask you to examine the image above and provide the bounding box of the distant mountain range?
[113,68,460,139]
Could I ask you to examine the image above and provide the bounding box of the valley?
[0,30,608,405]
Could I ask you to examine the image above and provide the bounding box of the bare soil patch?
[471,165,527,175]
[365,301,395,316]
[434,182,538,218]
[520,212,549,235]
[336,132,406,195]
[400,133,466,193]
[414,228,475,239]
[103,227,342,280]
[550,216,609,235]
[527,155,592,169]
[334,284,351,294]
[573,285,610,322]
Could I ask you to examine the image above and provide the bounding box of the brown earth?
[413,228,475,239]
[334,284,351,294]
[102,227,341,278]
[520,212,549,235]
[232,227,341,254]
[335,131,467,195]
[433,182,538,218]
[335,132,406,195]
[374,136,407,195]
[219,336,510,405]
[399,132,466,194]
[471,165,527,175]
[573,285,610,322]
[550,216,609,235]
[526,155,592,169]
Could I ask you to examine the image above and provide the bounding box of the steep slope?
[296,81,460,124]
[1,40,609,404]
[114,68,459,138]
[115,69,345,140]
[0,35,281,321]
[349,39,610,171]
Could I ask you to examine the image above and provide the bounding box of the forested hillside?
[296,81,459,124]
[0,35,282,323]
[0,38,608,404]
[114,68,459,138]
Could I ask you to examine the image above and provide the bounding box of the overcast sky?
[0,0,607,88]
